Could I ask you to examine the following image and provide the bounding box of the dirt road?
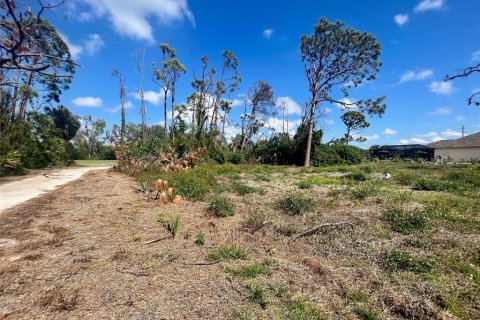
[0,167,111,213]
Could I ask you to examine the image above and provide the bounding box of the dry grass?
[0,164,479,319]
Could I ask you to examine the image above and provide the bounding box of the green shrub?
[345,171,369,181]
[208,196,235,217]
[244,210,267,230]
[383,250,437,273]
[208,147,226,164]
[207,244,247,261]
[313,144,364,166]
[360,165,375,174]
[297,179,314,189]
[385,207,428,234]
[227,151,247,164]
[278,194,315,215]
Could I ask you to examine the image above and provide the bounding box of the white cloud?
[72,96,103,107]
[84,34,105,55]
[134,90,164,105]
[399,139,410,145]
[230,99,243,108]
[265,118,301,134]
[394,14,409,26]
[399,69,433,83]
[384,128,398,135]
[414,0,445,12]
[80,0,195,41]
[364,134,380,141]
[106,101,134,113]
[427,107,452,115]
[325,119,334,126]
[262,28,274,39]
[59,33,83,60]
[429,81,454,95]
[276,96,302,116]
[456,115,465,121]
[224,125,241,141]
[441,129,462,138]
[324,107,332,114]
[410,137,427,144]
[59,32,104,59]
[472,49,480,62]
[419,131,439,138]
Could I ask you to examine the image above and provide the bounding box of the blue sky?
[41,0,480,146]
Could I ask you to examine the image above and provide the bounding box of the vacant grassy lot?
[74,160,117,167]
[0,162,478,319]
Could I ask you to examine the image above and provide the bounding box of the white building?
[428,132,480,162]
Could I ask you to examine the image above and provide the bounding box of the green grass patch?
[385,207,428,234]
[355,306,380,320]
[246,283,269,309]
[285,295,324,320]
[207,244,247,262]
[297,175,339,189]
[383,250,437,273]
[278,194,315,215]
[208,196,235,217]
[231,180,263,195]
[225,261,272,278]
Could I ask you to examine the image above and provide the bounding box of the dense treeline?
[0,0,383,176]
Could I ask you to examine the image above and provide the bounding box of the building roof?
[428,132,480,148]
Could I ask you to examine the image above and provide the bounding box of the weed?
[355,306,380,320]
[385,207,427,234]
[226,261,272,278]
[207,244,247,261]
[208,196,235,217]
[360,165,374,174]
[297,179,313,189]
[157,214,181,239]
[383,250,437,273]
[232,180,262,195]
[278,194,315,215]
[346,290,368,303]
[142,261,155,269]
[285,294,324,320]
[246,283,269,309]
[139,180,149,194]
[345,171,369,182]
[195,231,205,246]
[244,210,267,230]
[254,174,271,182]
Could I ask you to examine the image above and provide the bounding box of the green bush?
[227,151,247,164]
[345,171,369,181]
[278,194,315,215]
[208,196,235,217]
[385,207,428,234]
[313,144,364,166]
[208,147,226,164]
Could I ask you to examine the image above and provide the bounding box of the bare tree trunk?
[18,71,33,122]
[171,86,175,141]
[163,88,168,138]
[304,101,316,167]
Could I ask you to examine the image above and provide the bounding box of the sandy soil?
[0,167,111,213]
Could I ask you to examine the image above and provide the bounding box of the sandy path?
[0,167,110,213]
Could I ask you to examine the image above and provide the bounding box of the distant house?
[428,132,480,162]
[371,144,434,160]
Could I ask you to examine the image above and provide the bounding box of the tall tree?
[45,105,80,140]
[133,49,147,142]
[240,80,275,150]
[153,43,176,138]
[163,58,186,140]
[445,64,479,106]
[300,17,385,166]
[112,69,126,144]
[340,110,369,144]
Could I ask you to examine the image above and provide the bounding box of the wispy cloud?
[429,81,454,95]
[72,96,103,107]
[262,28,274,40]
[426,107,452,115]
[414,0,445,13]
[79,0,195,41]
[394,14,409,26]
[276,96,302,115]
[399,69,433,83]
[133,90,164,105]
[106,101,133,113]
[59,33,105,60]
[383,128,398,135]
[471,49,480,62]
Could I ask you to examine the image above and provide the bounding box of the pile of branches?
[115,145,208,174]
